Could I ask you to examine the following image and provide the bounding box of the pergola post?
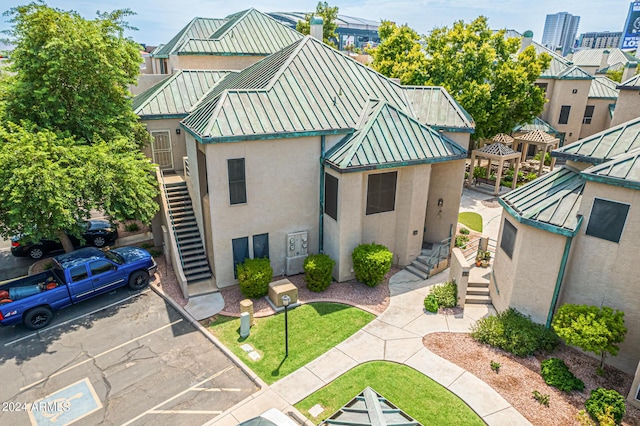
[521,142,529,161]
[538,147,546,176]
[494,159,504,195]
[512,158,521,190]
[486,159,492,178]
[467,152,477,187]
[550,144,557,171]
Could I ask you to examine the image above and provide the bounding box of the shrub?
[459,227,470,235]
[140,242,154,249]
[541,358,584,392]
[352,243,392,287]
[532,390,550,407]
[534,151,552,166]
[490,360,501,373]
[42,262,53,270]
[303,254,335,292]
[125,222,140,232]
[423,294,438,313]
[473,166,487,178]
[430,281,457,308]
[471,308,560,357]
[455,234,469,248]
[149,249,162,257]
[585,388,626,425]
[237,258,273,298]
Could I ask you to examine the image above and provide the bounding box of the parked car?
[11,219,118,260]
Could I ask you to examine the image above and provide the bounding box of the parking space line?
[121,366,233,426]
[192,387,242,392]
[19,318,183,392]
[5,289,151,347]
[148,410,223,415]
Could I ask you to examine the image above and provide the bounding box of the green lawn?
[207,303,374,384]
[458,212,483,232]
[295,361,484,425]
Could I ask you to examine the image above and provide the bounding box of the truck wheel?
[93,236,106,247]
[128,271,150,290]
[23,307,53,330]
[29,247,44,260]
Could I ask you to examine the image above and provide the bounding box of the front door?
[151,130,174,170]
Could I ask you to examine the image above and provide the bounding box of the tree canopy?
[296,2,339,48]
[0,3,158,252]
[369,17,551,141]
[552,304,627,371]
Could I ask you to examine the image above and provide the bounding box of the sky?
[0,0,637,47]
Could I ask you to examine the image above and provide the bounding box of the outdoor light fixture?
[176,128,181,134]
[438,198,444,207]
[282,295,291,357]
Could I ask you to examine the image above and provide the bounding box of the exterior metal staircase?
[164,181,215,295]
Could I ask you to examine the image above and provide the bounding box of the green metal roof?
[153,18,225,58]
[513,117,561,136]
[500,166,585,236]
[571,48,637,68]
[618,73,640,90]
[182,36,474,142]
[589,76,619,99]
[402,86,474,131]
[171,9,303,56]
[133,70,234,118]
[324,100,467,172]
[553,117,640,164]
[582,149,640,190]
[557,65,593,80]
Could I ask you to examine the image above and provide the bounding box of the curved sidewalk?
[209,268,531,426]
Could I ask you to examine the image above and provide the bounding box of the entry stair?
[164,181,216,297]
[405,238,451,280]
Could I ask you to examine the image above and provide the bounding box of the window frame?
[582,105,595,125]
[232,237,250,278]
[252,233,269,259]
[558,105,571,125]
[365,171,398,215]
[585,197,630,243]
[324,173,338,221]
[500,219,517,259]
[227,158,247,205]
[70,265,89,282]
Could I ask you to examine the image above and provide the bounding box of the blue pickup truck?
[0,246,157,330]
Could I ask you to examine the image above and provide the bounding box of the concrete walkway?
[459,188,505,241]
[208,268,532,426]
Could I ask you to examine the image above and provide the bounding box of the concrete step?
[185,265,211,276]
[168,200,192,208]
[187,278,217,297]
[177,236,202,245]
[180,246,205,256]
[405,265,428,280]
[410,260,430,274]
[176,229,200,239]
[174,219,197,227]
[468,281,489,288]
[165,182,187,189]
[183,259,209,270]
[467,287,490,296]
[466,295,492,305]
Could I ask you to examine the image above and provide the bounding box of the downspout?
[319,135,326,253]
[545,235,573,329]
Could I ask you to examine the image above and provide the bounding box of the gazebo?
[492,133,515,147]
[514,129,559,176]
[467,142,522,195]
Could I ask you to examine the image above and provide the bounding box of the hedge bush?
[303,254,335,292]
[423,294,438,313]
[470,308,559,357]
[585,388,626,425]
[352,243,392,287]
[540,358,584,392]
[432,281,458,308]
[237,258,273,298]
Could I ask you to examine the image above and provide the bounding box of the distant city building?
[577,31,622,49]
[620,1,640,49]
[542,12,580,55]
[267,12,380,50]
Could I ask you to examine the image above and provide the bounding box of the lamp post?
[281,294,291,357]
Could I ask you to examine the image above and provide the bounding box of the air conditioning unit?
[285,231,308,275]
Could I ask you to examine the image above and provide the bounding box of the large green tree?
[0,3,158,252]
[296,2,339,48]
[370,17,551,141]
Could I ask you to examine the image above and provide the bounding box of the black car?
[11,219,119,259]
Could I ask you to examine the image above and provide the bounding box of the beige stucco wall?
[442,132,471,152]
[560,181,640,374]
[490,213,567,324]
[142,118,187,171]
[168,54,265,72]
[579,98,614,139]
[544,78,592,144]
[424,160,465,244]
[205,136,321,287]
[611,90,640,127]
[538,78,556,124]
[130,74,169,96]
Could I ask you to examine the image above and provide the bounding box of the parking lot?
[0,285,257,425]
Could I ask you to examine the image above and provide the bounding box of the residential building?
[577,31,622,49]
[175,35,474,288]
[611,69,640,126]
[490,117,640,408]
[541,12,580,56]
[580,76,618,139]
[267,12,380,50]
[569,48,638,75]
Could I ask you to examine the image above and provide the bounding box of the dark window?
[366,172,397,215]
[583,105,595,124]
[558,105,571,125]
[70,265,88,282]
[90,260,116,276]
[535,82,548,94]
[228,159,246,205]
[325,173,338,220]
[232,237,249,278]
[500,219,517,259]
[636,384,640,401]
[253,234,269,259]
[585,198,630,243]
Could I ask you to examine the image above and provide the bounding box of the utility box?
[285,231,308,275]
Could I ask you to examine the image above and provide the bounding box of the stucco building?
[612,72,640,126]
[490,117,640,408]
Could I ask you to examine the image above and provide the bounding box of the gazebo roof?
[516,129,559,145]
[472,142,521,160]
[492,133,515,144]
